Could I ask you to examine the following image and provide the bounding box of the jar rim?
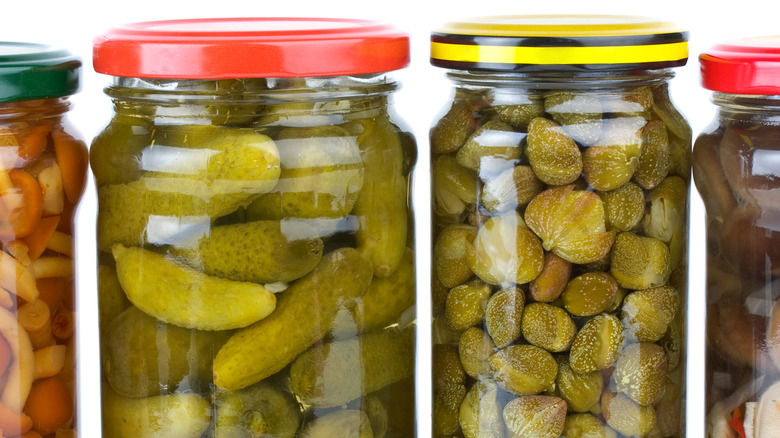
[0,42,81,103]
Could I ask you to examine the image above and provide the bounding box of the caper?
[526,117,583,185]
[562,272,619,317]
[599,182,645,232]
[481,165,544,213]
[432,100,479,155]
[613,342,668,406]
[503,395,567,438]
[582,144,640,192]
[459,380,505,438]
[621,285,679,343]
[489,344,558,395]
[434,383,467,437]
[445,279,492,332]
[554,355,603,413]
[456,120,523,172]
[642,176,686,243]
[433,155,480,216]
[521,303,577,353]
[490,97,545,130]
[544,92,603,146]
[524,185,616,265]
[485,287,525,348]
[633,120,670,190]
[433,344,466,392]
[529,252,572,303]
[433,224,478,288]
[654,379,682,436]
[569,314,624,374]
[459,327,496,380]
[563,413,617,438]
[610,232,671,290]
[601,391,656,437]
[468,211,544,286]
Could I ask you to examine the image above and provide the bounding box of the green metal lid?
[0,42,82,103]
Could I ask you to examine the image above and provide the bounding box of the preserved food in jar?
[696,36,780,438]
[0,43,85,437]
[429,15,691,438]
[92,18,417,437]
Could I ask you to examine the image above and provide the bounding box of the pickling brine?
[92,18,417,437]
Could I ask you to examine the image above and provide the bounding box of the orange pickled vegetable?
[23,376,73,435]
[22,216,60,260]
[18,125,50,162]
[0,401,33,436]
[51,129,87,204]
[0,170,43,239]
[36,277,64,313]
[21,430,44,438]
[51,309,73,341]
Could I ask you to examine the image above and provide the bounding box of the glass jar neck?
[712,92,780,122]
[0,97,71,122]
[445,69,676,91]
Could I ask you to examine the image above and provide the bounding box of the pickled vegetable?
[102,389,211,438]
[214,381,300,438]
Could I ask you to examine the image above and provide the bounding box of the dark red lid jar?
[91,18,417,438]
[695,36,780,438]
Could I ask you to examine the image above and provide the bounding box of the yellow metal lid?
[430,15,689,72]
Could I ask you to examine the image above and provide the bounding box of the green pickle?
[430,58,690,437]
[93,75,417,436]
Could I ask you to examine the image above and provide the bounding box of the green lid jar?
[429,15,690,438]
[0,42,86,436]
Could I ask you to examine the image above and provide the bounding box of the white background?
[3,0,774,436]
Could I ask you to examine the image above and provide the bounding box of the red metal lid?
[93,17,410,79]
[700,36,780,94]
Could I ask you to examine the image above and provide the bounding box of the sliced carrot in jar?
[0,170,43,239]
[18,125,51,162]
[50,128,87,204]
[22,216,60,260]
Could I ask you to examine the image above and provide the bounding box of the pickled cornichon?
[430,16,690,437]
[92,18,416,437]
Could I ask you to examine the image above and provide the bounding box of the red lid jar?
[695,36,780,438]
[91,18,417,438]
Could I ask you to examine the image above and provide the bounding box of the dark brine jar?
[429,16,691,438]
[0,44,85,437]
[91,18,416,438]
[695,37,780,437]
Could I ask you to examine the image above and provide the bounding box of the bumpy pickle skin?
[446,279,492,332]
[485,287,525,348]
[569,314,625,374]
[112,244,276,331]
[633,119,671,190]
[613,342,669,407]
[214,381,300,438]
[246,125,364,220]
[102,389,211,438]
[431,98,480,155]
[331,248,415,339]
[521,302,577,353]
[610,232,672,290]
[554,355,603,414]
[544,92,603,146]
[621,285,679,343]
[348,116,409,277]
[433,224,478,288]
[104,306,231,398]
[167,220,323,284]
[289,326,414,408]
[213,248,373,391]
[459,326,496,380]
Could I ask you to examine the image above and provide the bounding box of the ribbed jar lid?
[430,15,689,72]
[0,42,81,103]
[93,17,410,79]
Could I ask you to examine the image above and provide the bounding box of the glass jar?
[0,43,85,436]
[695,37,780,438]
[429,16,691,438]
[91,18,417,438]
